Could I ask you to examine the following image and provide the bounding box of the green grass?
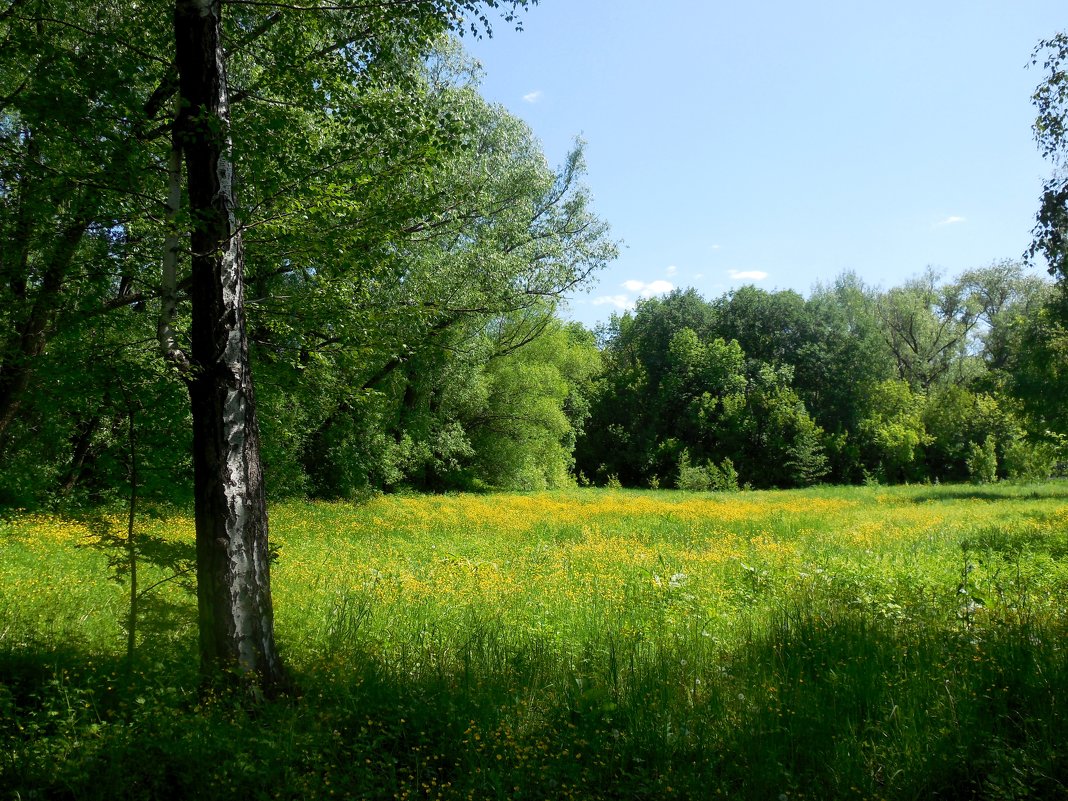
[3,483,1068,799]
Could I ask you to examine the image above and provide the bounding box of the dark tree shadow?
[910,488,1068,503]
[5,603,1067,801]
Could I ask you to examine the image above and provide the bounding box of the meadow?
[2,483,1068,800]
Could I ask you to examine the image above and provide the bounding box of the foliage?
[675,450,712,491]
[578,266,1055,491]
[803,272,897,435]
[967,436,999,484]
[0,0,1063,514]
[244,47,614,496]
[0,5,615,503]
[1031,33,1068,282]
[1001,435,1059,481]
[875,268,981,390]
[1010,300,1068,438]
[465,317,601,490]
[922,385,1023,482]
[581,291,833,490]
[958,260,1051,383]
[854,379,930,483]
[676,451,738,492]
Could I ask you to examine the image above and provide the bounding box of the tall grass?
[2,483,1067,798]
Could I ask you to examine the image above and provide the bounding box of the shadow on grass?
[909,487,1068,504]
[963,524,1068,559]
[3,604,1067,801]
[78,512,197,579]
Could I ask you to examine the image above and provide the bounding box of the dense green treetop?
[577,267,1057,490]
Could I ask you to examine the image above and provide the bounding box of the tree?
[922,384,1023,481]
[804,273,896,436]
[957,261,1050,380]
[246,53,614,497]
[6,0,593,691]
[171,0,286,691]
[855,379,930,483]
[710,285,809,368]
[874,268,981,391]
[164,0,538,691]
[0,0,173,450]
[624,289,718,388]
[579,307,829,490]
[464,317,601,489]
[707,361,828,489]
[1011,302,1068,435]
[576,294,717,486]
[574,290,721,486]
[661,328,746,455]
[575,338,655,486]
[1031,33,1068,284]
[1,0,540,688]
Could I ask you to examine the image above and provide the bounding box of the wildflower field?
[3,483,1068,799]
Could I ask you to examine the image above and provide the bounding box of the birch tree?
[166,0,535,691]
[171,0,285,690]
[4,0,538,691]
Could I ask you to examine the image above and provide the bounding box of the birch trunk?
[158,105,190,372]
[174,0,286,693]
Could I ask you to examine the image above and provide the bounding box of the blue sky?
[465,0,1066,328]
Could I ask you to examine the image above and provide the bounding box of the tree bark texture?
[174,0,285,692]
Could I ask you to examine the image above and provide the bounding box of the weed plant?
[2,483,1068,799]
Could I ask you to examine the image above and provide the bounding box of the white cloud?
[710,244,722,251]
[666,265,678,276]
[592,294,634,309]
[522,90,543,103]
[623,279,675,297]
[728,269,769,281]
[644,279,674,295]
[936,215,966,226]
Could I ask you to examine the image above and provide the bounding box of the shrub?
[677,452,738,492]
[967,436,998,484]
[708,457,739,492]
[676,452,711,491]
[1001,436,1057,481]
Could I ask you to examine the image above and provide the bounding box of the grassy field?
[2,483,1068,799]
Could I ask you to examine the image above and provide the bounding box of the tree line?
[577,265,1061,490]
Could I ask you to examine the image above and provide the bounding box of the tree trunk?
[0,200,93,448]
[59,413,101,494]
[174,0,286,693]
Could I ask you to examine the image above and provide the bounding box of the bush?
[677,452,738,492]
[677,452,711,491]
[708,457,739,491]
[1001,437,1057,481]
[967,436,998,484]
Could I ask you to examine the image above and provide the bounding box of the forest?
[578,265,1062,490]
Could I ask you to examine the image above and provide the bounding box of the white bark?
[158,112,191,371]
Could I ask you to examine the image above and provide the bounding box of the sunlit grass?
[3,482,1068,798]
